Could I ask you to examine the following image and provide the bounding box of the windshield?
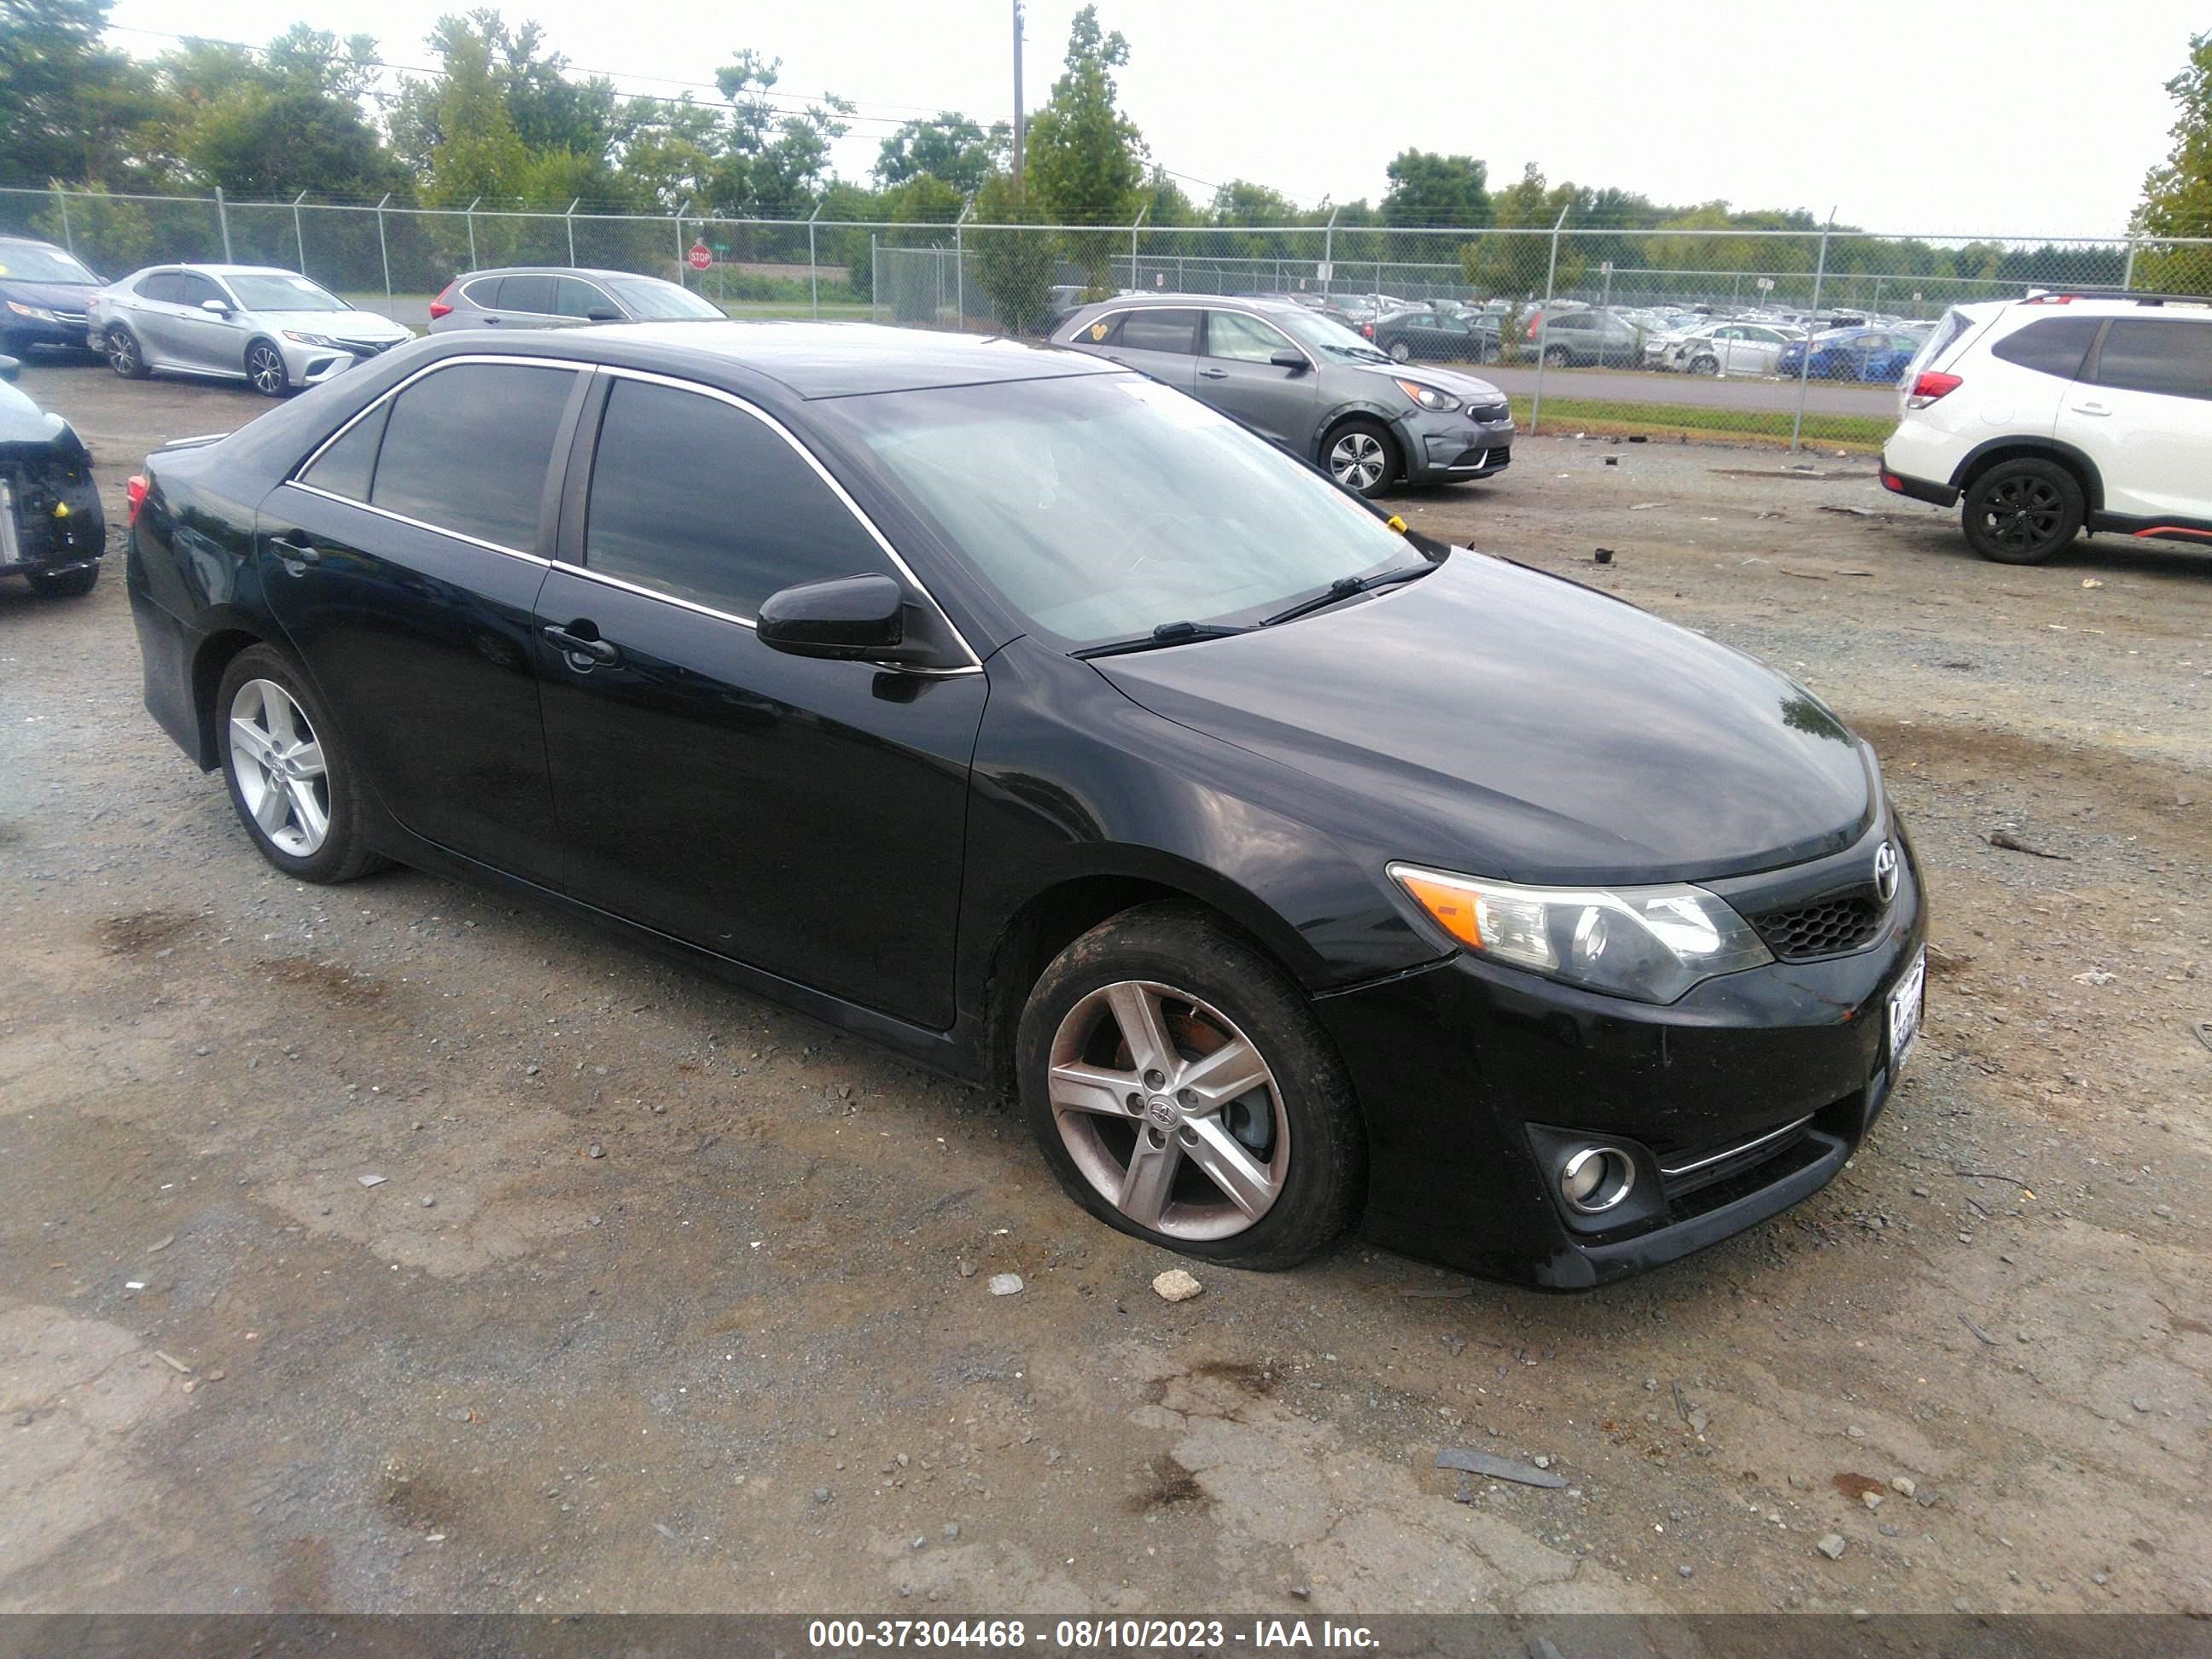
[826,372,1427,649]
[226,273,349,311]
[1275,309,1392,363]
[604,276,725,319]
[0,243,99,285]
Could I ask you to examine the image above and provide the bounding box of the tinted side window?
[1072,311,1121,346]
[2093,318,2212,400]
[299,400,393,501]
[500,274,556,314]
[1118,309,1199,354]
[462,276,504,310]
[137,272,183,304]
[1206,311,1290,363]
[371,364,577,550]
[584,379,894,617]
[174,273,224,308]
[556,277,610,318]
[1991,317,2102,380]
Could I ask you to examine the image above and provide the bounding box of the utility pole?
[1011,1,1026,192]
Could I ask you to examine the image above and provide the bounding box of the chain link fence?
[7,184,2209,448]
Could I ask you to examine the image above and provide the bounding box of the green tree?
[1381,150,1489,228]
[0,0,167,188]
[706,48,853,218]
[158,26,401,200]
[1026,4,1146,230]
[876,113,1007,195]
[969,169,1056,333]
[2136,28,2212,293]
[1460,163,1583,303]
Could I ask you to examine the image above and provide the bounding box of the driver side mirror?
[1269,347,1310,372]
[585,306,622,322]
[756,573,963,669]
[200,298,233,317]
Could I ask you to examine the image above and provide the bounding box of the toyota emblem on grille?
[1873,841,1900,904]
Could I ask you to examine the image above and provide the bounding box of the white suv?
[1880,290,2212,563]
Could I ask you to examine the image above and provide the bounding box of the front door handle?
[482,315,503,325]
[271,530,320,566]
[1198,366,1229,380]
[2071,403,2111,416]
[543,621,619,665]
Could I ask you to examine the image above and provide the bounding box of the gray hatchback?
[1051,294,1512,496]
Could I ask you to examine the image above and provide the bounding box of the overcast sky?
[108,0,2198,238]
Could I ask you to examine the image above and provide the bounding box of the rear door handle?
[271,530,320,567]
[482,315,503,325]
[1197,367,1229,380]
[543,621,619,665]
[2071,402,2110,416]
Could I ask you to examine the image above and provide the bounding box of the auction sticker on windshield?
[1888,946,1925,1075]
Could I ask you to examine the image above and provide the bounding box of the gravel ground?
[1,357,2206,1617]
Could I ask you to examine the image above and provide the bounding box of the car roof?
[417,319,1122,400]
[0,236,69,251]
[456,267,684,284]
[1081,292,1308,317]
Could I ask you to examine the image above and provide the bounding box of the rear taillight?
[1361,322,1374,338]
[1906,370,1962,409]
[428,282,457,321]
[126,473,148,525]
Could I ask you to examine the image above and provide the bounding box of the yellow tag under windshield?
[1386,515,1407,534]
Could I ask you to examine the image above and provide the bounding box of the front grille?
[51,309,87,324]
[1752,894,1883,961]
[338,338,397,358]
[1469,399,1510,424]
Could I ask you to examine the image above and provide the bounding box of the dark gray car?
[427,267,726,333]
[1051,294,1512,496]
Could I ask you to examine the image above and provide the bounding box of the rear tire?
[1388,340,1412,362]
[1543,345,1571,368]
[1960,458,2084,565]
[1689,354,1720,376]
[1017,902,1365,1271]
[1322,418,1398,498]
[107,325,149,380]
[216,643,383,882]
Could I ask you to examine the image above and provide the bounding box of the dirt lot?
[2,356,2206,1619]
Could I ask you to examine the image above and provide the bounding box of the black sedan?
[0,236,102,356]
[126,323,1925,1287]
[1,355,105,597]
[1367,308,1501,365]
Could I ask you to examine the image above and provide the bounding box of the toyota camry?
[125,323,1924,1287]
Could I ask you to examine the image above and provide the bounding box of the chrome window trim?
[458,276,504,310]
[282,353,981,675]
[588,364,984,672]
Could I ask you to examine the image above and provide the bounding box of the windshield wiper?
[1261,562,1435,627]
[1073,620,1256,660]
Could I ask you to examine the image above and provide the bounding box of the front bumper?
[1317,820,1925,1288]
[281,335,409,387]
[1400,411,1516,484]
[3,311,90,351]
[1,452,105,578]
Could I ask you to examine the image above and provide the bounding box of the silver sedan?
[87,265,415,397]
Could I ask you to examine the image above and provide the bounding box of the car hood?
[1094,552,1876,885]
[1,279,98,311]
[259,310,412,341]
[0,380,73,446]
[1353,361,1505,403]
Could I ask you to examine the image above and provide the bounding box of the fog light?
[1560,1146,1636,1214]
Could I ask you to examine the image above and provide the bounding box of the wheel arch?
[188,620,276,769]
[1313,403,1406,480]
[1948,437,2104,514]
[977,865,1330,1100]
[243,335,288,392]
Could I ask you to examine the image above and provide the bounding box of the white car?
[87,265,415,397]
[1660,320,1804,377]
[1881,289,2212,563]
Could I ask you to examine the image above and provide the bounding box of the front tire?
[245,338,289,398]
[1961,458,2085,565]
[216,643,382,882]
[107,325,149,380]
[1017,903,1364,1271]
[1689,354,1720,376]
[1388,340,1412,362]
[1323,417,1397,498]
[26,563,99,598]
[1543,345,1571,368]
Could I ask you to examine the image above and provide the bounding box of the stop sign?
[687,242,712,271]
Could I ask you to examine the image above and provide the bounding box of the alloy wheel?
[108,332,138,375]
[1045,980,1289,1242]
[1982,476,2066,556]
[228,678,330,856]
[1388,341,1412,361]
[1329,431,1387,492]
[247,344,286,396]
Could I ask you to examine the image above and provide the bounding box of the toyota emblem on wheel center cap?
[1873,841,1900,904]
[1146,1096,1178,1127]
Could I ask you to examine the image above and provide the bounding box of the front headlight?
[6,300,58,323]
[1393,377,1462,413]
[282,330,338,347]
[1389,863,1773,1004]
